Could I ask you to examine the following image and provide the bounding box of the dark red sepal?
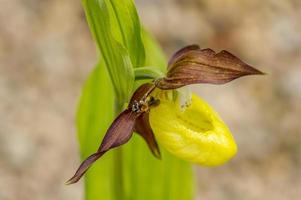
[156,45,264,90]
[66,109,140,184]
[134,112,161,158]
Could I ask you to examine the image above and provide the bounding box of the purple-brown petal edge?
[66,109,139,185]
[128,83,156,108]
[168,44,200,68]
[134,112,161,158]
[157,45,264,90]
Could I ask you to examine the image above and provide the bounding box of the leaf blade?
[82,0,135,102]
[108,0,145,67]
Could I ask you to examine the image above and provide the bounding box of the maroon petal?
[168,44,200,68]
[128,83,156,108]
[156,46,264,90]
[65,152,104,185]
[66,109,139,184]
[98,109,139,151]
[134,112,161,158]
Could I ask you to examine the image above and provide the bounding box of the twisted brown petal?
[66,109,139,184]
[129,83,161,158]
[156,46,264,90]
[168,44,200,68]
[134,112,161,158]
[128,83,156,107]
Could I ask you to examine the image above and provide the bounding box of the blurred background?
[1,0,300,199]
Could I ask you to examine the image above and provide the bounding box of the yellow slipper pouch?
[150,93,237,166]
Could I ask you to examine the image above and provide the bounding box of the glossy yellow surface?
[149,93,237,166]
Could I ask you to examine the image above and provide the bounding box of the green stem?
[134,66,164,81]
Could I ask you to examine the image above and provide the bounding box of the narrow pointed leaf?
[157,46,264,90]
[82,0,135,102]
[108,0,145,66]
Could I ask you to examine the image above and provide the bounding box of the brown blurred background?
[1,0,301,199]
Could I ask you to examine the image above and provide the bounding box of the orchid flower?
[67,45,263,184]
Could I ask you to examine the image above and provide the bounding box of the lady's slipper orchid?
[67,45,263,184]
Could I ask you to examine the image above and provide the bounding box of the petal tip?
[154,151,162,159]
[65,175,80,185]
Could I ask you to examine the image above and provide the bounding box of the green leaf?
[107,0,145,67]
[82,0,137,102]
[122,137,194,200]
[132,29,167,86]
[76,61,116,200]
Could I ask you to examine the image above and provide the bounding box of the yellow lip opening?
[149,93,237,166]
